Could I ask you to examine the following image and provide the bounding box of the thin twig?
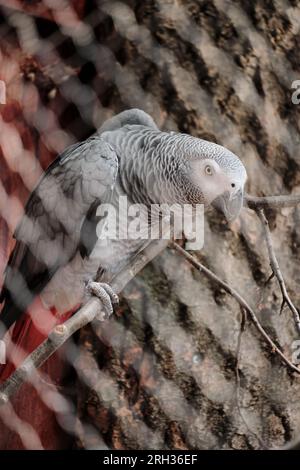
[235,308,266,449]
[0,239,169,405]
[245,194,300,210]
[280,436,300,450]
[256,209,300,334]
[171,242,300,375]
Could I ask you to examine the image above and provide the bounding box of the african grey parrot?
[0,108,247,367]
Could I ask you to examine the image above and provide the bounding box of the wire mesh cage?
[0,0,300,451]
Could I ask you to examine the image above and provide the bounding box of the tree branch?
[2,192,300,404]
[171,242,300,375]
[280,436,300,450]
[245,194,300,210]
[256,209,300,334]
[234,309,266,448]
[0,239,169,405]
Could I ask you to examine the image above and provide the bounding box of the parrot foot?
[86,280,119,319]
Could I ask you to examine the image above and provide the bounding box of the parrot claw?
[86,280,119,319]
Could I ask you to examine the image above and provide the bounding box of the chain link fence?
[1,0,300,450]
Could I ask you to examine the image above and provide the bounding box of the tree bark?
[1,0,300,450]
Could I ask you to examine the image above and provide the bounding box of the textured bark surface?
[0,0,300,450]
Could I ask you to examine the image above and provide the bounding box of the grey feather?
[98,108,158,133]
[0,135,118,331]
[101,124,246,206]
[0,107,247,336]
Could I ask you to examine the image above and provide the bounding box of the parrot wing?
[0,135,118,333]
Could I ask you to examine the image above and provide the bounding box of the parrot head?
[114,125,247,222]
[178,136,247,222]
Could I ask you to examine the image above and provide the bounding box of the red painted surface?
[0,297,77,449]
[0,40,82,450]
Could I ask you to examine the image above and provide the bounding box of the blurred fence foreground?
[1,0,300,450]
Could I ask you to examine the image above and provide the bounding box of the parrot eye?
[205,165,213,175]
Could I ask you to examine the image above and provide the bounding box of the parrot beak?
[212,188,244,222]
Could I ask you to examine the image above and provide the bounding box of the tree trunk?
[1,0,300,450]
